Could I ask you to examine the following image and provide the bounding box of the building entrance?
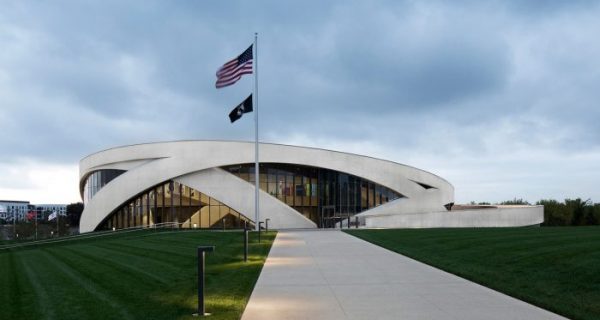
[320,205,335,228]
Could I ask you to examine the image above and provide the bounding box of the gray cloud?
[1,0,599,202]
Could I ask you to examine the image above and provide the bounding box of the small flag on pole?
[229,94,253,123]
[216,45,253,88]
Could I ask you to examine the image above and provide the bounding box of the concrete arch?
[79,141,454,232]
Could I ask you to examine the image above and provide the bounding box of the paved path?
[242,230,566,320]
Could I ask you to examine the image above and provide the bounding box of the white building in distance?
[0,200,67,222]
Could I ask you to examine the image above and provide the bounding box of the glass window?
[209,204,218,228]
[248,166,255,183]
[361,181,368,210]
[83,169,126,204]
[277,174,284,201]
[200,193,210,206]
[240,170,249,182]
[260,179,268,193]
[141,194,148,227]
[215,163,403,227]
[98,179,259,231]
[285,172,294,206]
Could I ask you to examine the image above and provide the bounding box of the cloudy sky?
[1,0,599,204]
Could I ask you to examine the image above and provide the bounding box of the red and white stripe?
[215,58,253,88]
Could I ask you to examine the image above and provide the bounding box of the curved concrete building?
[79,140,543,233]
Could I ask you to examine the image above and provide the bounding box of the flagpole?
[253,33,260,231]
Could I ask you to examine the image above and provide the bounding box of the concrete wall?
[79,140,453,233]
[175,168,316,229]
[364,205,544,228]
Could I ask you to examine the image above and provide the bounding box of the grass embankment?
[0,229,276,320]
[346,227,600,320]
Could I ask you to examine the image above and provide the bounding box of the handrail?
[0,221,257,250]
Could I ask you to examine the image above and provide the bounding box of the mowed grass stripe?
[17,249,116,319]
[2,252,44,319]
[102,240,196,260]
[20,256,57,320]
[346,227,600,320]
[43,242,195,319]
[43,244,196,318]
[0,254,15,319]
[2,230,276,320]
[93,241,193,267]
[139,233,239,254]
[61,245,171,285]
[71,244,182,275]
[39,250,135,320]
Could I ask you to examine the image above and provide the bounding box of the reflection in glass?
[97,163,404,231]
[83,169,126,204]
[97,180,254,231]
[223,163,403,227]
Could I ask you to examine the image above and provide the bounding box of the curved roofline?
[80,139,452,186]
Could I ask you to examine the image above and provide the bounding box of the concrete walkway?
[242,230,566,320]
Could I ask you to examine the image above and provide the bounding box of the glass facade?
[83,169,126,204]
[96,180,254,231]
[223,163,403,227]
[94,163,402,231]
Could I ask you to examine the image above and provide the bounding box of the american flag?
[215,45,253,88]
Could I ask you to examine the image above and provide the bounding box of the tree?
[537,199,570,226]
[590,203,600,225]
[566,198,590,226]
[66,202,84,227]
[499,198,530,205]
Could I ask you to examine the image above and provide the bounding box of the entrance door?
[320,205,336,228]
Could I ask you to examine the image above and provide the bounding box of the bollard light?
[193,246,215,317]
[243,228,249,262]
[265,218,270,233]
[258,221,264,243]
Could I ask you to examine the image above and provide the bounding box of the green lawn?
[346,227,600,320]
[0,229,276,320]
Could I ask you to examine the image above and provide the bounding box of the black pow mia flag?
[228,94,253,123]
